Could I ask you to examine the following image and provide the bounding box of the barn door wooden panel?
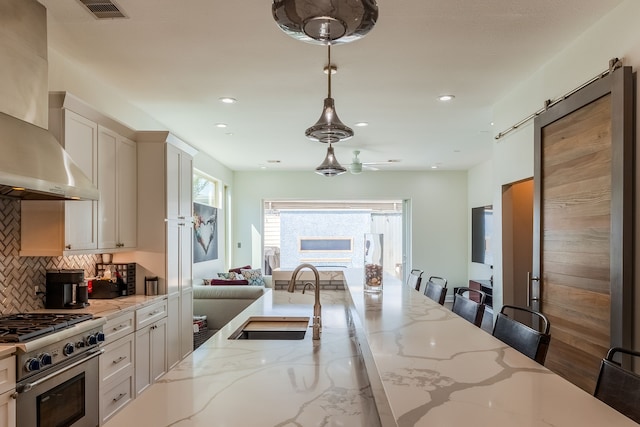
[532,66,633,393]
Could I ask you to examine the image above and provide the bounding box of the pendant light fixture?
[305,44,353,144]
[272,0,378,45]
[315,143,347,177]
[272,0,378,176]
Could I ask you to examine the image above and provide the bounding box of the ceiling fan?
[349,150,395,174]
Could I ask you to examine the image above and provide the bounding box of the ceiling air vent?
[78,0,128,19]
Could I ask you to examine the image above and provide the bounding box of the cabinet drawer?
[136,300,167,330]
[0,389,16,427]
[100,334,134,385]
[101,373,134,424]
[103,311,135,343]
[0,356,15,395]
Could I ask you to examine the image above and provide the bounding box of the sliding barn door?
[532,66,633,393]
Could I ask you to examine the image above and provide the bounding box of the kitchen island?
[104,271,636,426]
[105,289,380,426]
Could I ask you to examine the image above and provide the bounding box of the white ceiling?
[39,0,623,173]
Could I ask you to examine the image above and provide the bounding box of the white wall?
[48,48,166,132]
[233,170,469,288]
[491,0,640,345]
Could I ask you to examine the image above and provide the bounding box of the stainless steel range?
[0,313,105,427]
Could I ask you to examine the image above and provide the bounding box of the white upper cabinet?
[117,136,137,249]
[21,92,137,256]
[21,109,98,256]
[64,111,99,251]
[98,126,137,250]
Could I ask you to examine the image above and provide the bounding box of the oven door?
[15,349,102,427]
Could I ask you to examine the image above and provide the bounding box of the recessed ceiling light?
[219,97,237,104]
[431,165,439,169]
[438,95,455,101]
[354,122,369,127]
[216,123,227,128]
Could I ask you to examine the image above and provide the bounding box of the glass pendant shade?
[305,97,353,143]
[272,0,378,45]
[315,144,347,177]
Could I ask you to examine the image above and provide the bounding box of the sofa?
[193,275,272,331]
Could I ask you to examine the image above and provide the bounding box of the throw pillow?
[229,265,251,274]
[240,268,266,286]
[217,272,240,280]
[203,279,211,286]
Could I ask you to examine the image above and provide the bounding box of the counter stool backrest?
[424,276,447,305]
[492,304,550,365]
[594,347,640,424]
[451,287,486,327]
[407,269,423,291]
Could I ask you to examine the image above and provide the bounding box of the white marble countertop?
[103,271,636,427]
[105,288,380,426]
[342,269,637,426]
[33,294,167,320]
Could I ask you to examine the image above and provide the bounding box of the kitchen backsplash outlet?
[0,198,100,314]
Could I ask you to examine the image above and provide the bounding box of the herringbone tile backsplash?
[0,199,100,314]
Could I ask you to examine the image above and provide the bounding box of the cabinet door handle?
[112,356,127,365]
[112,324,128,332]
[112,392,127,402]
[65,244,72,250]
[148,310,159,316]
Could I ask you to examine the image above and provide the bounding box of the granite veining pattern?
[342,270,637,426]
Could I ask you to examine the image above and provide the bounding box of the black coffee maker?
[45,269,90,309]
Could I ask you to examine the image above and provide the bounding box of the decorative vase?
[364,233,383,293]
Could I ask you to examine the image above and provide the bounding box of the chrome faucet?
[287,263,321,340]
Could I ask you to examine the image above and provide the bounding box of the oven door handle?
[12,348,104,398]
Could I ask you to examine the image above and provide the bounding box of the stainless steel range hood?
[0,112,99,200]
[0,0,99,201]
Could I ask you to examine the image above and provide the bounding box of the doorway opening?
[263,200,404,279]
[501,178,533,309]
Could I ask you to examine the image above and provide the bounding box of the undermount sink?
[229,316,310,340]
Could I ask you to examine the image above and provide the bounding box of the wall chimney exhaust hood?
[0,0,99,201]
[0,112,99,200]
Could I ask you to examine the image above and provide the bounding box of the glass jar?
[364,233,383,293]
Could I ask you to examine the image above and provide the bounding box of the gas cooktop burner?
[0,313,94,343]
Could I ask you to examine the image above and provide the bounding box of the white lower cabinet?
[180,288,194,359]
[101,374,134,425]
[135,301,168,396]
[98,301,169,424]
[99,311,135,425]
[0,355,16,427]
[167,293,180,369]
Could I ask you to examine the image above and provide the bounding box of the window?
[193,169,219,208]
